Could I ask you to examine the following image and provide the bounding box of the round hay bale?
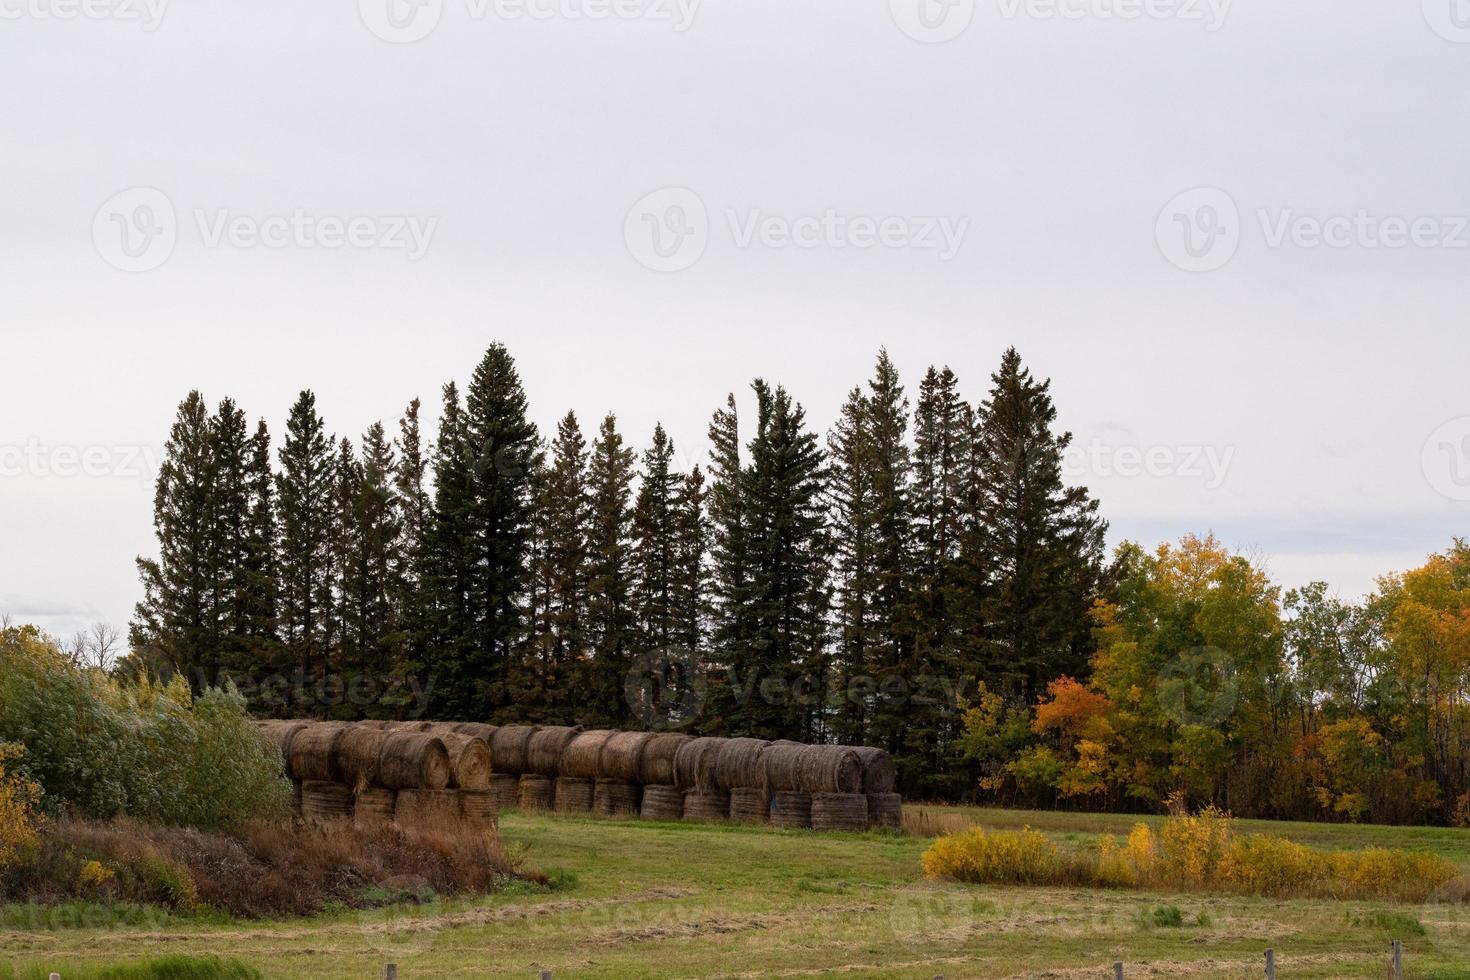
[378,731,451,791]
[554,776,594,813]
[729,787,770,824]
[600,731,656,783]
[639,785,684,821]
[764,744,862,795]
[489,773,519,810]
[638,733,693,785]
[771,791,812,829]
[354,787,397,829]
[451,722,498,748]
[594,780,640,818]
[489,725,539,775]
[710,737,771,791]
[256,720,309,766]
[356,720,395,729]
[389,721,435,732]
[843,746,897,794]
[682,790,729,822]
[527,726,581,776]
[395,789,463,831]
[811,792,869,832]
[672,736,725,791]
[335,724,390,790]
[868,792,903,828]
[438,732,492,791]
[517,774,554,810]
[287,722,349,782]
[459,790,498,829]
[559,730,615,780]
[301,780,354,822]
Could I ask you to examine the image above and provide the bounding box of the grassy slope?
[2,809,1468,980]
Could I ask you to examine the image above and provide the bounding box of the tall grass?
[0,956,259,980]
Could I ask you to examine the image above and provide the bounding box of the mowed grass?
[3,808,1469,979]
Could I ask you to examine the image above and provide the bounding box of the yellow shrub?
[77,859,117,889]
[922,826,1062,885]
[1220,834,1322,896]
[1096,823,1158,888]
[0,742,42,872]
[1158,805,1233,885]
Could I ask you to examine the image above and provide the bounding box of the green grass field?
[3,808,1468,979]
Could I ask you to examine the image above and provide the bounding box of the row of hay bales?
[258,720,902,832]
[256,719,501,834]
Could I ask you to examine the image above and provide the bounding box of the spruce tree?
[340,423,404,707]
[826,386,875,743]
[275,390,337,709]
[424,382,474,714]
[967,348,1107,698]
[584,414,636,726]
[209,398,254,686]
[672,464,708,656]
[239,419,280,680]
[393,398,432,700]
[703,395,750,732]
[632,425,680,654]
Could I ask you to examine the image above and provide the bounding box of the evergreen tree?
[703,395,750,732]
[672,464,708,656]
[632,425,680,654]
[340,423,404,705]
[423,382,474,714]
[392,398,432,699]
[275,390,337,709]
[209,398,254,685]
[826,386,875,743]
[584,414,636,726]
[967,348,1107,698]
[239,419,280,677]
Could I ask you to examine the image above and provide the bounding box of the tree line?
[130,343,1106,798]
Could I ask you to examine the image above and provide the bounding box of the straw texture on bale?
[672,737,725,791]
[354,787,397,829]
[554,777,594,813]
[845,746,897,794]
[389,721,435,732]
[600,731,656,782]
[639,785,684,821]
[451,722,498,748]
[288,722,349,782]
[489,725,539,775]
[637,733,693,786]
[594,780,640,818]
[301,780,354,821]
[335,724,390,789]
[729,787,770,824]
[257,720,309,764]
[811,792,869,832]
[377,731,451,791]
[459,790,498,828]
[770,791,812,829]
[682,790,730,822]
[527,726,581,776]
[489,773,519,810]
[395,789,463,830]
[559,730,615,780]
[867,792,903,828]
[710,737,771,791]
[439,732,492,790]
[763,744,862,795]
[517,774,554,810]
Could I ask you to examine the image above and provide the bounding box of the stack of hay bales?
[256,718,901,834]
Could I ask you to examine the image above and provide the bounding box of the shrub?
[921,826,1075,886]
[0,743,42,875]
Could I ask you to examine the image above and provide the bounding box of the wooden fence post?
[540,972,553,980]
[1114,963,1124,979]
[384,965,397,980]
[1391,939,1403,979]
[1264,949,1275,980]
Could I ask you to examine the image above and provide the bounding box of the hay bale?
[489,773,519,810]
[729,787,770,824]
[639,785,684,821]
[771,791,812,829]
[287,722,349,782]
[438,732,492,791]
[527,726,581,776]
[559,730,615,780]
[517,774,554,810]
[710,737,771,791]
[594,780,640,818]
[764,744,863,795]
[672,736,725,791]
[682,790,729,822]
[300,780,354,822]
[638,733,693,785]
[335,724,390,790]
[377,730,451,791]
[600,731,656,782]
[389,721,435,732]
[811,792,868,832]
[256,719,309,766]
[395,789,463,831]
[354,787,397,829]
[844,746,897,794]
[489,725,539,775]
[451,722,498,748]
[554,776,594,813]
[868,792,903,828]
[459,790,498,829]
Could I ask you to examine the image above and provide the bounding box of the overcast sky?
[2,0,1467,639]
